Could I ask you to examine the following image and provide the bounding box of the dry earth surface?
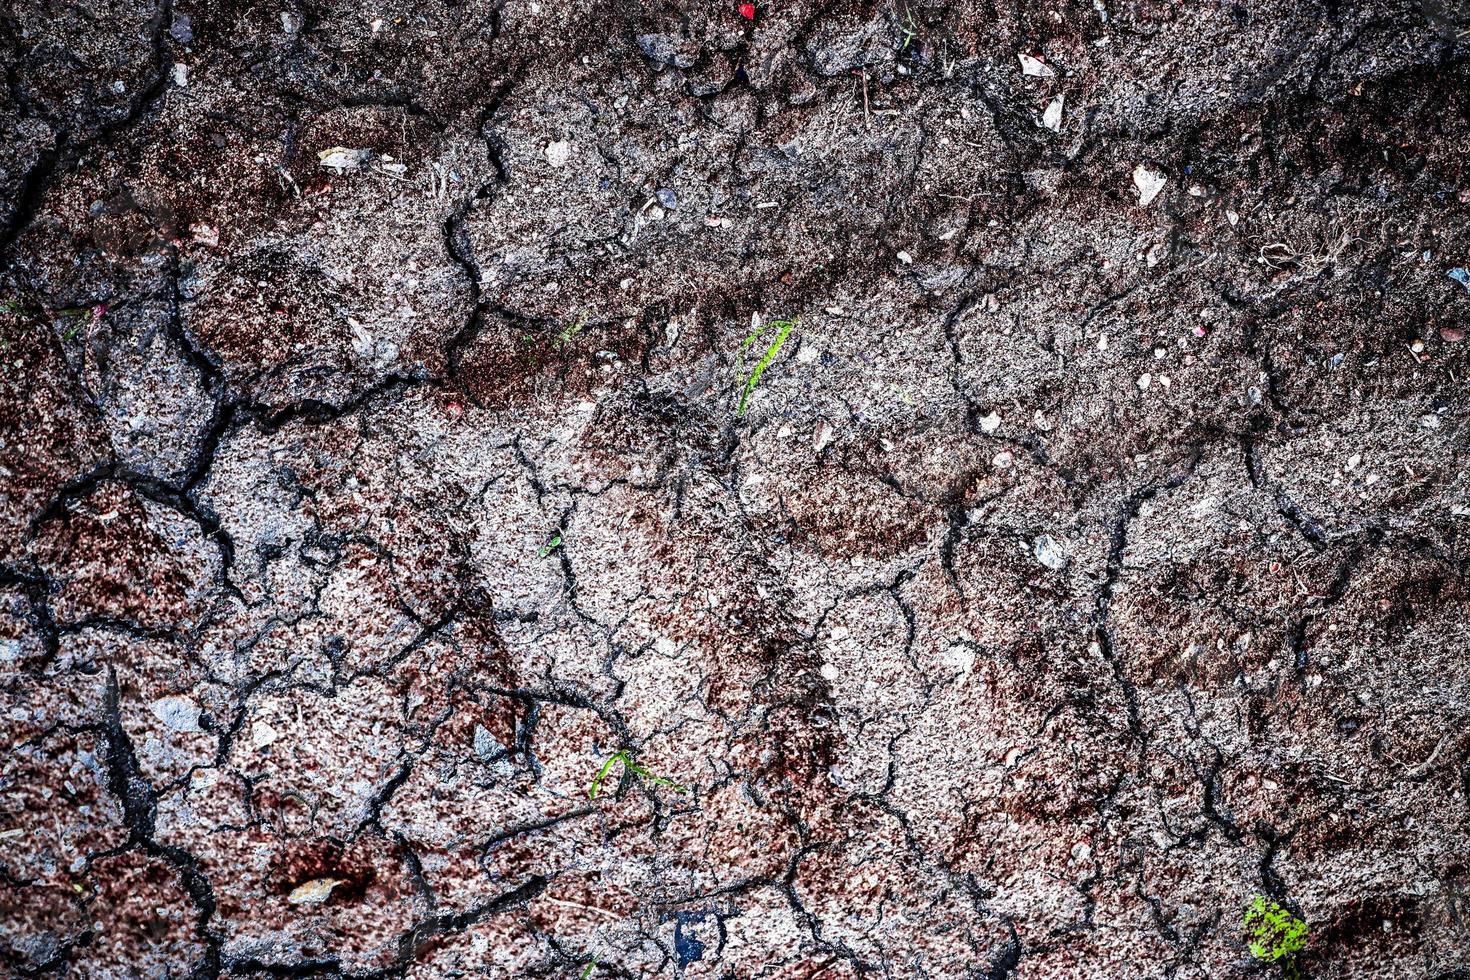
[4,1,1470,977]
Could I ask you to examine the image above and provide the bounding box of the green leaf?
[736,317,796,418]
[588,751,625,800]
[1244,894,1308,962]
[556,310,588,345]
[590,750,687,800]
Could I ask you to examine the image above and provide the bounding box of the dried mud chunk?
[29,480,222,630]
[181,245,376,409]
[174,106,483,410]
[271,1,523,124]
[0,585,49,675]
[402,912,556,978]
[745,440,943,560]
[456,314,656,410]
[5,0,161,143]
[791,800,1013,972]
[67,851,208,978]
[58,630,220,787]
[0,314,110,561]
[208,831,421,973]
[1108,455,1344,689]
[0,731,125,889]
[66,299,213,482]
[0,96,54,237]
[223,677,407,839]
[0,881,87,973]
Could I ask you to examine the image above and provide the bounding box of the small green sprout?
[556,310,588,345]
[538,533,563,557]
[735,317,796,418]
[579,955,597,979]
[588,750,687,799]
[898,7,920,51]
[1244,895,1308,963]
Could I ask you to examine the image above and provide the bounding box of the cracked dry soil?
[3,1,1470,978]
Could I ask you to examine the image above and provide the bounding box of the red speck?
[739,3,755,20]
[446,401,463,418]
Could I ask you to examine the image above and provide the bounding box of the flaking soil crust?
[4,1,1470,977]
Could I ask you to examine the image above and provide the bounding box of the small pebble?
[1041,95,1063,132]
[1441,325,1466,342]
[1137,372,1152,390]
[1133,165,1167,207]
[150,696,202,733]
[289,879,343,906]
[545,140,571,167]
[1018,53,1055,77]
[656,188,678,209]
[252,720,280,748]
[1033,534,1068,570]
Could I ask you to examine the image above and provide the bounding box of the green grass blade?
[736,318,796,418]
[588,751,624,800]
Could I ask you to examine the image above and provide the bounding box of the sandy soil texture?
[4,2,1470,977]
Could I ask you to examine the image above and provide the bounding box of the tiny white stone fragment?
[1019,53,1056,77]
[150,696,202,733]
[1133,164,1167,206]
[251,720,280,748]
[1033,534,1068,570]
[1041,95,1064,132]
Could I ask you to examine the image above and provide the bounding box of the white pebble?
[1033,534,1067,570]
[1132,165,1167,207]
